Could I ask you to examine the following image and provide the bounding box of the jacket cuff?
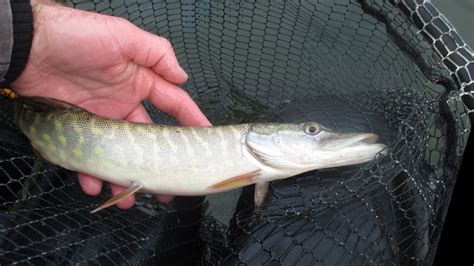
[4,0,33,84]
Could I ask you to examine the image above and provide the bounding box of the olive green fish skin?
[14,101,387,196]
[15,104,259,195]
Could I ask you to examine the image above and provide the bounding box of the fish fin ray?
[254,182,269,208]
[16,95,84,112]
[209,170,261,190]
[90,183,142,213]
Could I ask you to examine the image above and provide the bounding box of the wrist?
[30,0,52,7]
[30,0,57,20]
[29,0,69,30]
[11,0,56,89]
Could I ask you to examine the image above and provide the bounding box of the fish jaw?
[243,125,387,182]
[299,132,387,170]
[301,142,387,171]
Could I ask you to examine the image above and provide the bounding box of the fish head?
[245,122,387,174]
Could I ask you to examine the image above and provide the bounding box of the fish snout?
[320,132,381,151]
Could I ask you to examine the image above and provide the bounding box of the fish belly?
[17,108,260,195]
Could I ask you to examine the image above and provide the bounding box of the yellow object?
[1,87,17,99]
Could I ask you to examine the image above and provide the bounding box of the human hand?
[12,1,211,208]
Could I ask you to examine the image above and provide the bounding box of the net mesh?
[1,0,472,264]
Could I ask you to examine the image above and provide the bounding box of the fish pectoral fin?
[209,170,261,190]
[254,182,269,208]
[90,183,142,214]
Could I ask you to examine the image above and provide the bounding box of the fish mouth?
[345,133,379,146]
[310,132,387,170]
[320,132,381,151]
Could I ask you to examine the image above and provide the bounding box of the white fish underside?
[20,111,263,195]
[13,97,387,211]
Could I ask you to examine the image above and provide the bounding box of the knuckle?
[158,37,173,52]
[114,16,133,27]
[170,90,191,116]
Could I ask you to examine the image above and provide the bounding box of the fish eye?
[303,122,321,135]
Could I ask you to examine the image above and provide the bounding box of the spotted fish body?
[15,103,259,195]
[13,96,386,210]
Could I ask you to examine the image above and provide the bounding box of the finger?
[148,75,211,126]
[110,184,135,209]
[120,22,188,84]
[150,41,188,84]
[78,173,103,196]
[156,194,174,203]
[125,103,153,123]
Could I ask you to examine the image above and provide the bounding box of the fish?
[8,93,387,213]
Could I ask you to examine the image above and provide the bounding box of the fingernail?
[201,116,212,126]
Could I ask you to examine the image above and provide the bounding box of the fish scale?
[11,95,386,212]
[16,103,258,195]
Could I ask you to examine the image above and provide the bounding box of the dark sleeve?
[0,0,33,86]
[0,0,13,83]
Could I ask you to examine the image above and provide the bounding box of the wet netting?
[1,0,472,264]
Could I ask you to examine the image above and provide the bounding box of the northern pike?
[6,91,387,212]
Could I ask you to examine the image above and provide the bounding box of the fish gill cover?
[0,0,472,264]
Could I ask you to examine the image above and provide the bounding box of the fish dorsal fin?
[16,96,84,112]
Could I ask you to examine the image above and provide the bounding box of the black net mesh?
[1,0,472,264]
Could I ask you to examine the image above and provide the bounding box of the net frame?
[0,0,472,264]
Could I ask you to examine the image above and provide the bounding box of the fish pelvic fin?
[254,182,270,208]
[209,170,261,191]
[90,183,142,213]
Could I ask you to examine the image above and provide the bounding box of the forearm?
[0,0,33,85]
